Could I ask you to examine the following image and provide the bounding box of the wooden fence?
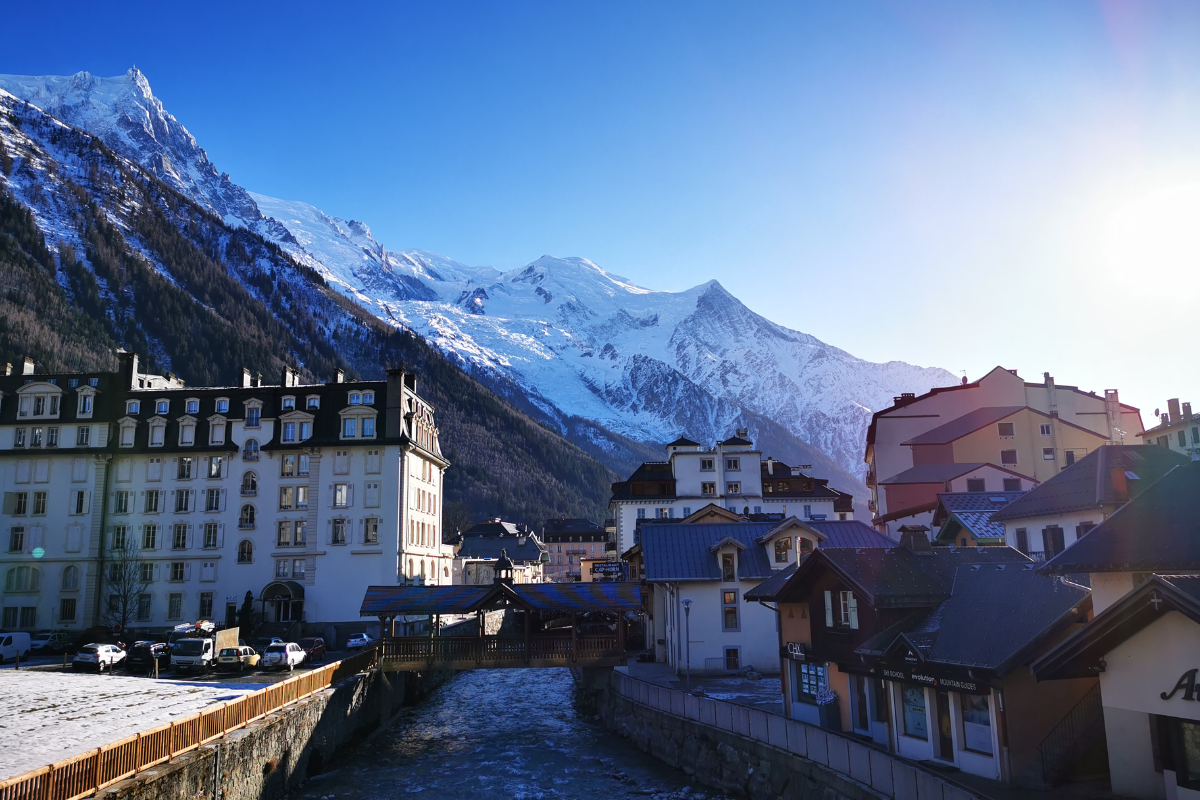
[0,649,379,800]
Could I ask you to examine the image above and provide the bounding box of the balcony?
[865,471,876,487]
[241,488,257,497]
[242,452,259,461]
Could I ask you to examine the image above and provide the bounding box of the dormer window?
[119,421,136,448]
[78,394,93,416]
[149,422,166,447]
[306,396,320,410]
[774,537,792,563]
[349,392,362,405]
[179,421,196,446]
[282,396,295,411]
[282,422,297,443]
[343,419,356,438]
[216,398,229,413]
[362,391,375,404]
[209,417,227,445]
[185,398,199,415]
[127,401,140,415]
[49,396,59,415]
[89,378,99,387]
[300,422,312,440]
[34,396,45,415]
[156,399,169,414]
[363,418,375,437]
[246,408,261,428]
[68,379,79,388]
[721,553,736,582]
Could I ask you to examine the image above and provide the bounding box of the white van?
[0,632,32,663]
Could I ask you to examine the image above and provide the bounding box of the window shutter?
[347,484,354,507]
[2,493,14,515]
[66,525,82,553]
[848,594,859,629]
[186,524,194,550]
[184,562,192,581]
[171,489,177,509]
[824,590,834,627]
[220,489,227,512]
[153,564,161,581]
[328,485,334,508]
[189,489,196,511]
[217,524,225,549]
[202,457,210,477]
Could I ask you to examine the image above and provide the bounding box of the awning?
[260,580,305,601]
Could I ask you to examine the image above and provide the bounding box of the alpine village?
[4,24,1200,800]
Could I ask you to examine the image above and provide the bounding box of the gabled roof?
[456,534,545,563]
[463,520,522,537]
[879,462,1031,485]
[745,562,798,601]
[1032,574,1200,681]
[721,435,753,446]
[641,522,777,582]
[1040,461,1200,574]
[855,564,1089,677]
[901,406,1027,445]
[761,545,1029,608]
[667,436,700,447]
[992,445,1189,521]
[682,503,742,523]
[800,520,897,549]
[932,491,1024,544]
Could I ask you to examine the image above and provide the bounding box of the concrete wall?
[93,667,451,800]
[600,678,981,800]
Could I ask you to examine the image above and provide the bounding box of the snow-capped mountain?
[0,69,957,487]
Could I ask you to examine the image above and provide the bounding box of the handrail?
[378,634,621,664]
[0,649,378,800]
[610,671,989,800]
[1035,682,1103,785]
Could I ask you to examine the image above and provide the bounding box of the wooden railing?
[0,649,378,800]
[379,634,623,666]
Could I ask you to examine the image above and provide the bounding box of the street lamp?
[681,598,693,692]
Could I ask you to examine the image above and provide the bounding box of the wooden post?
[570,613,577,664]
[523,609,531,665]
[476,609,484,664]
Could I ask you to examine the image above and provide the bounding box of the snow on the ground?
[0,670,258,780]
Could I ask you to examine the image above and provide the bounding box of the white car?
[73,643,126,672]
[261,642,305,671]
[346,633,375,650]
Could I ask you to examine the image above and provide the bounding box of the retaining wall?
[600,673,983,800]
[95,668,451,800]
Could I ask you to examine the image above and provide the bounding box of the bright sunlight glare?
[1103,183,1200,285]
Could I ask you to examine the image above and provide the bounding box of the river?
[290,669,726,800]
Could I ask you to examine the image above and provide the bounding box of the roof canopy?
[359,581,641,617]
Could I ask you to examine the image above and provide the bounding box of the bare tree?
[103,542,152,636]
[441,502,475,541]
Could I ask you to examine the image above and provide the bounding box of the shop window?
[902,686,928,740]
[961,693,993,755]
[795,662,827,703]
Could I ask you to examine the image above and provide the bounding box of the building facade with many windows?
[0,352,449,634]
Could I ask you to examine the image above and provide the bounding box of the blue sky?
[5,1,1200,420]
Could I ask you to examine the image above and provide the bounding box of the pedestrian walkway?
[625,659,783,714]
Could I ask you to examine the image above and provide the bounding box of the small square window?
[127,401,141,415]
[307,396,320,410]
[1039,424,1052,436]
[186,400,199,414]
[349,393,361,405]
[1042,447,1056,461]
[156,400,169,414]
[1000,449,1019,466]
[216,398,229,413]
[362,391,375,404]
[997,422,1016,437]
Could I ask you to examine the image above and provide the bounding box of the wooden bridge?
[360,579,639,671]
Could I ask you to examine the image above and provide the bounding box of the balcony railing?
[242,451,259,461]
[379,634,623,668]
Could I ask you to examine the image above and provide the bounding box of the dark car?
[297,637,326,664]
[126,641,171,674]
[253,636,283,653]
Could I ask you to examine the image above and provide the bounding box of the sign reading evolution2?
[880,667,983,694]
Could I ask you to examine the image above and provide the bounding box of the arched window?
[407,558,414,578]
[237,540,253,563]
[62,565,80,591]
[444,566,449,578]
[5,566,40,592]
[241,471,258,496]
[243,438,260,461]
[420,560,426,579]
[240,505,256,529]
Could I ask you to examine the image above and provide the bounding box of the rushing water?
[290,669,726,800]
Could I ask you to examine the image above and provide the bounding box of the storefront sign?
[880,666,984,694]
[590,562,624,577]
[1161,668,1200,701]
[782,642,807,661]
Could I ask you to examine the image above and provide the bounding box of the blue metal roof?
[802,520,896,549]
[642,522,777,582]
[360,585,494,616]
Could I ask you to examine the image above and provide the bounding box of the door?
[935,690,954,761]
[1044,527,1065,558]
[225,602,237,628]
[853,675,870,733]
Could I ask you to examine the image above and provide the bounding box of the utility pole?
[681,598,693,692]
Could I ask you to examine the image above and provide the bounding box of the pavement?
[625,659,785,714]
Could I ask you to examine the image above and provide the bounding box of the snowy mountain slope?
[0,69,958,491]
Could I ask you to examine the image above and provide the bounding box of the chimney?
[404,373,416,393]
[21,357,34,375]
[4,363,11,376]
[1162,413,1171,426]
[1169,398,1183,424]
[116,350,139,389]
[1110,468,1129,501]
[241,368,253,388]
[386,365,407,440]
[252,372,261,388]
[1184,402,1194,421]
[1045,372,1058,418]
[1105,389,1122,443]
[335,369,344,384]
[899,529,934,555]
[766,457,774,476]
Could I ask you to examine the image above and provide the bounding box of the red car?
[297,637,326,664]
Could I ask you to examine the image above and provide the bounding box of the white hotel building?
[0,352,450,636]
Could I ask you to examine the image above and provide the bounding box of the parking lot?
[0,648,360,781]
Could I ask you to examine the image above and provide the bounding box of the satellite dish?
[1155,408,1160,418]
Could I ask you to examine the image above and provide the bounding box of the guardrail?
[611,672,985,800]
[0,648,378,800]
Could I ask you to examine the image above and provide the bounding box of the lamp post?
[681,598,693,692]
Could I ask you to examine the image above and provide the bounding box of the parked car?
[0,632,32,663]
[125,641,171,674]
[216,646,261,672]
[297,637,326,664]
[253,636,283,653]
[73,643,126,672]
[30,631,74,654]
[171,637,217,673]
[345,633,376,650]
[260,642,305,671]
